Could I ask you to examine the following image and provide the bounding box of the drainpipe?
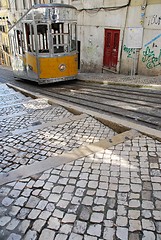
[137,0,147,74]
[119,0,131,74]
[120,0,147,75]
[140,0,147,27]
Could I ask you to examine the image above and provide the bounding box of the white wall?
[119,3,161,76]
[77,6,127,72]
[8,0,161,75]
[120,5,144,74]
[138,4,161,75]
[71,0,129,9]
[75,0,161,76]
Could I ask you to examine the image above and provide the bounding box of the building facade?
[0,0,10,65]
[69,0,161,76]
[2,0,161,76]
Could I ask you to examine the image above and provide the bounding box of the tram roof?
[33,3,77,10]
[8,3,77,32]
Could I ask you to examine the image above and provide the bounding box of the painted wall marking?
[144,33,161,47]
[148,15,161,26]
[142,46,161,69]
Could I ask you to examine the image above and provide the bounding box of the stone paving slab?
[0,115,115,173]
[77,73,161,88]
[0,83,161,240]
[0,129,140,186]
[0,98,51,117]
[0,88,15,95]
[0,83,20,92]
[0,84,74,135]
[0,135,161,240]
[0,106,73,134]
[0,92,28,106]
[0,83,116,175]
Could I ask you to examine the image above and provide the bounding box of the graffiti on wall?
[142,46,161,69]
[123,45,133,58]
[148,15,161,26]
[123,44,161,70]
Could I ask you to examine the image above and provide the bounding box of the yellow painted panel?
[25,53,38,73]
[39,54,78,79]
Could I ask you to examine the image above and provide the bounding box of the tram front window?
[51,23,77,54]
[51,23,66,54]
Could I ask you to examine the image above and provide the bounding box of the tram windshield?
[9,4,77,56]
[51,22,76,54]
[24,22,77,54]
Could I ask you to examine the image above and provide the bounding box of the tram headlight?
[59,64,66,72]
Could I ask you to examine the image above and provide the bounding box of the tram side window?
[9,36,14,55]
[37,24,49,53]
[13,30,20,56]
[16,30,25,55]
[25,23,36,52]
[70,24,77,52]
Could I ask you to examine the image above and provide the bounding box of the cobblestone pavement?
[0,102,73,133]
[77,73,161,86]
[0,83,161,240]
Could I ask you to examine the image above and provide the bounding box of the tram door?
[103,29,120,71]
[24,23,37,80]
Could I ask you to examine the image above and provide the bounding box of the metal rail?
[0,67,161,130]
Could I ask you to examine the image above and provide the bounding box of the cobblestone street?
[0,83,161,240]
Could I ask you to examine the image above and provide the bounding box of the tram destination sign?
[51,7,77,22]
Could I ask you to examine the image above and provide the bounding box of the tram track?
[54,82,161,103]
[0,67,161,131]
[35,82,161,130]
[48,84,161,108]
[42,86,160,115]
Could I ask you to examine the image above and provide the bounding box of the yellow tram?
[8,3,78,84]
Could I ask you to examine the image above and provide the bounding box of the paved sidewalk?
[77,72,161,89]
[0,83,161,240]
[1,65,161,89]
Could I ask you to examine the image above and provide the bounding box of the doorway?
[103,29,120,72]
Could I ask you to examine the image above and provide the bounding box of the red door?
[103,29,120,71]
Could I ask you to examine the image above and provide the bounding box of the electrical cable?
[78,0,131,13]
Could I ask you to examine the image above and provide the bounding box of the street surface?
[0,67,161,240]
[0,66,161,130]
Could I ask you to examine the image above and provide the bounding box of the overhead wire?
[78,0,131,14]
